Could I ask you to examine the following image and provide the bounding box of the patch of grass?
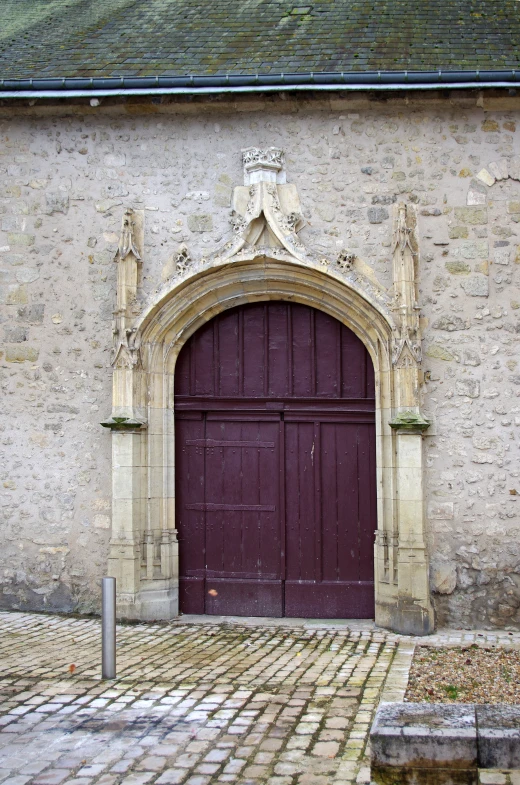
[443,684,459,700]
[501,666,512,684]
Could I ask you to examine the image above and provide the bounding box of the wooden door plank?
[291,304,313,397]
[285,421,317,584]
[243,304,265,397]
[315,310,340,397]
[192,321,215,397]
[267,303,289,397]
[217,309,240,397]
[357,423,377,581]
[176,416,206,613]
[337,423,361,582]
[320,421,340,582]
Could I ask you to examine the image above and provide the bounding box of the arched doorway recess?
[174,301,376,618]
[104,253,434,635]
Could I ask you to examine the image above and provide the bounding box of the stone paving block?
[155,770,187,784]
[477,707,520,770]
[32,771,72,785]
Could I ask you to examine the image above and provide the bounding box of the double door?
[175,409,375,618]
[174,301,376,619]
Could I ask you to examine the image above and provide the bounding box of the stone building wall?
[0,93,519,628]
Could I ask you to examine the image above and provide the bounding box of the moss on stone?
[2,0,520,79]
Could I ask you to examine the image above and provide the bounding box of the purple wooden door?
[175,302,376,618]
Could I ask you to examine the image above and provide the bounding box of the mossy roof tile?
[1,0,520,78]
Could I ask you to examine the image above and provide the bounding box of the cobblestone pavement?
[0,613,520,785]
[0,613,399,785]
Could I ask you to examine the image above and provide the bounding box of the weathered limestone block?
[432,315,468,331]
[446,260,471,274]
[187,213,213,232]
[3,326,27,343]
[16,267,40,283]
[449,226,469,239]
[508,155,520,181]
[467,179,487,205]
[428,502,454,520]
[431,561,457,594]
[456,379,480,398]
[461,275,489,297]
[476,168,495,186]
[426,344,455,361]
[16,304,45,324]
[454,207,488,225]
[487,159,508,181]
[477,706,520,769]
[368,206,389,223]
[5,345,39,362]
[371,703,477,785]
[44,191,69,215]
[7,233,35,246]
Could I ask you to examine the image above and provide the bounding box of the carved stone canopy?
[143,147,389,323]
[242,147,286,185]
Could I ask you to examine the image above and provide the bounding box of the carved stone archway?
[102,149,434,635]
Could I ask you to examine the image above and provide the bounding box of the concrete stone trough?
[370,702,520,785]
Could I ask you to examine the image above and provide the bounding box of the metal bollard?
[101,577,116,679]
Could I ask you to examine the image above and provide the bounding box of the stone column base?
[376,596,435,636]
[116,586,178,621]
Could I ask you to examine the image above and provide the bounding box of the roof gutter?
[0,70,519,99]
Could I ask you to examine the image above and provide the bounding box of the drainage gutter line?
[0,82,519,99]
[0,70,519,99]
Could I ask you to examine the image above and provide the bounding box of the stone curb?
[370,703,520,785]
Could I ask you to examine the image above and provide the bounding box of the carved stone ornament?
[115,208,141,262]
[242,147,285,184]
[111,208,144,368]
[174,244,191,274]
[336,249,356,271]
[391,325,422,368]
[112,325,142,369]
[391,203,422,369]
[229,210,247,234]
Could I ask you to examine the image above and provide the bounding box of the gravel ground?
[405,645,520,704]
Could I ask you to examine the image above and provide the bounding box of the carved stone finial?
[115,208,141,262]
[242,147,285,185]
[393,202,414,256]
[391,203,422,369]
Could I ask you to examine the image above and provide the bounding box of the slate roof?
[1,0,520,80]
